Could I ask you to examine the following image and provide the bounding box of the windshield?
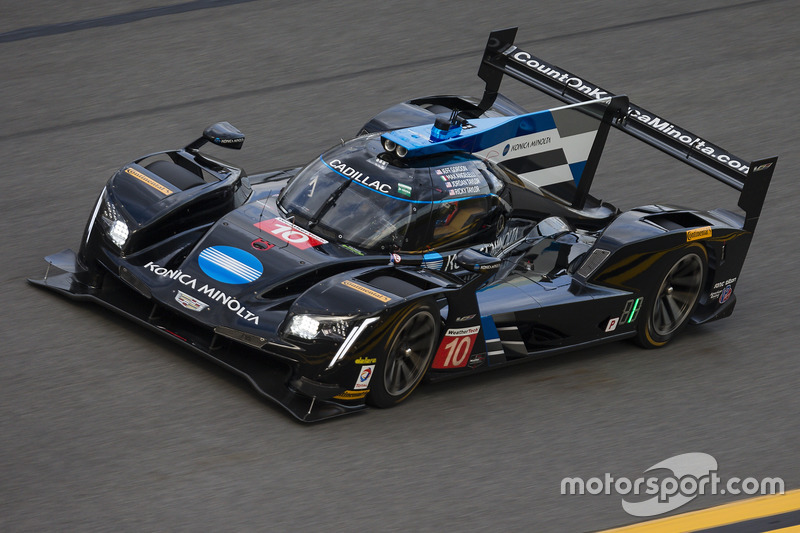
[278,156,417,251]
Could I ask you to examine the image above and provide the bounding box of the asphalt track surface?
[2,1,798,531]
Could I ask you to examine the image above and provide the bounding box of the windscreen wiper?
[308,174,353,229]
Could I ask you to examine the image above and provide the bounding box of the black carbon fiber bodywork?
[30,29,775,421]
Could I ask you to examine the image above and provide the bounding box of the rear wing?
[477,27,777,233]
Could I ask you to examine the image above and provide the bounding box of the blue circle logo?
[198,246,263,284]
[503,144,510,156]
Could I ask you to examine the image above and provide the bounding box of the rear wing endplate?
[478,27,777,233]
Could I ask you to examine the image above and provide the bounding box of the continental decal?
[125,167,174,196]
[341,280,391,303]
[333,390,369,400]
[687,226,712,242]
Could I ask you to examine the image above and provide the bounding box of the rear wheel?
[367,301,439,408]
[636,245,707,348]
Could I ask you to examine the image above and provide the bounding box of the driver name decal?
[432,326,481,369]
[254,218,328,250]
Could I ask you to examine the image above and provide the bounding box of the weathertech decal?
[687,227,712,242]
[125,167,174,196]
[431,326,481,369]
[253,218,328,250]
[341,280,391,302]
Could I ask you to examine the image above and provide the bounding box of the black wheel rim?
[384,310,436,397]
[652,254,703,336]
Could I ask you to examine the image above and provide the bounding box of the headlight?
[285,314,356,340]
[98,192,131,250]
[109,220,130,248]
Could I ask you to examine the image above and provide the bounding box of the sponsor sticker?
[354,365,375,390]
[341,280,391,302]
[254,218,328,250]
[468,352,486,368]
[355,357,377,365]
[340,244,365,256]
[422,251,444,270]
[605,317,619,332]
[712,277,737,290]
[251,237,275,251]
[687,226,712,242]
[198,246,263,285]
[175,290,209,312]
[144,261,261,324]
[327,158,392,193]
[125,167,174,196]
[432,326,481,369]
[397,183,412,197]
[719,285,733,303]
[333,390,369,400]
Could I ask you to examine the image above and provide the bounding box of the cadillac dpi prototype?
[31,28,777,421]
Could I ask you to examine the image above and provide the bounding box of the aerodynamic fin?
[381,96,627,210]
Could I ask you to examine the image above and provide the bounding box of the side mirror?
[456,248,501,274]
[185,121,245,152]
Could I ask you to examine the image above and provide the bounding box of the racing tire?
[367,300,440,408]
[635,244,707,349]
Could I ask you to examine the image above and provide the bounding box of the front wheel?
[367,301,439,408]
[636,244,707,348]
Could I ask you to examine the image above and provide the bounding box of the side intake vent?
[644,212,710,231]
[577,248,611,278]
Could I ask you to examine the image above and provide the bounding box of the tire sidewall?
[637,243,708,348]
[367,300,440,408]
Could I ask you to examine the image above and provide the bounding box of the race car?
[30,27,776,422]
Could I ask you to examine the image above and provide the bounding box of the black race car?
[31,28,776,421]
